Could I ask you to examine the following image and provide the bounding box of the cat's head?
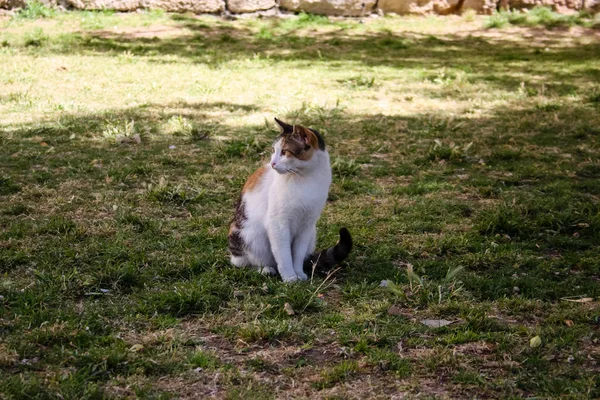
[270,118,326,175]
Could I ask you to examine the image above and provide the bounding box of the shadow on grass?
[1,94,599,301]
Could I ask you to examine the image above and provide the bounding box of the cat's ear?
[274,118,293,134]
[292,125,319,149]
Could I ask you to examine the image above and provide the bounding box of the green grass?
[1,9,600,399]
[486,7,599,29]
[14,0,57,20]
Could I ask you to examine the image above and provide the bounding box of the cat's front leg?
[292,226,315,281]
[267,224,299,282]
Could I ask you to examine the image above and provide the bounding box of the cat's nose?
[271,162,276,168]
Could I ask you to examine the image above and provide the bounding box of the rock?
[140,0,224,13]
[228,0,275,13]
[583,0,600,12]
[452,0,497,14]
[234,7,279,17]
[65,0,139,10]
[378,0,495,15]
[1,0,589,17]
[508,0,583,11]
[280,0,377,16]
[0,0,26,9]
[378,0,434,15]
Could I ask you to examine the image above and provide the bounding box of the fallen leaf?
[91,159,103,168]
[40,142,48,147]
[420,319,455,328]
[564,320,573,327]
[387,306,408,317]
[284,302,295,316]
[562,297,594,303]
[530,335,542,348]
[129,344,144,352]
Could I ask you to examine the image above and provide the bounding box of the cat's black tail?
[305,228,353,274]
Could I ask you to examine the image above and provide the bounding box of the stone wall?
[2,0,598,15]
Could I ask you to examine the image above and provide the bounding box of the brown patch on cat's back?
[228,198,247,257]
[243,165,268,193]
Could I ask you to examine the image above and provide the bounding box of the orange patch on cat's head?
[274,118,325,152]
[242,165,267,193]
[278,125,324,161]
[292,125,320,150]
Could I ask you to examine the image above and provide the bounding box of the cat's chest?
[270,176,329,216]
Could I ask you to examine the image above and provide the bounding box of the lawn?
[1,7,599,399]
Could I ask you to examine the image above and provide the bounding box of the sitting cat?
[228,118,352,282]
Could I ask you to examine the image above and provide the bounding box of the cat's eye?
[281,150,286,156]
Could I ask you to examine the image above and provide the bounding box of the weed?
[15,0,56,20]
[189,349,220,370]
[0,176,21,195]
[146,178,205,206]
[462,9,477,22]
[315,361,359,389]
[367,349,411,376]
[237,319,301,343]
[428,139,473,163]
[164,115,215,140]
[3,204,30,216]
[339,75,376,90]
[331,158,360,178]
[485,13,510,29]
[486,7,595,29]
[588,90,600,104]
[387,264,466,306]
[102,120,144,143]
[142,279,231,316]
[23,28,49,47]
[279,12,332,30]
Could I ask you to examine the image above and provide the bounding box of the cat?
[228,118,352,282]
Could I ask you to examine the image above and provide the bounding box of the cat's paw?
[297,272,308,281]
[281,274,301,283]
[259,266,277,275]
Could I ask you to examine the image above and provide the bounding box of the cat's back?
[242,164,273,195]
[239,164,274,219]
